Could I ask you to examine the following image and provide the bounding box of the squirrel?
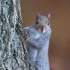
[23,13,52,70]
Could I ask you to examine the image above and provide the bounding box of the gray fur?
[23,14,52,70]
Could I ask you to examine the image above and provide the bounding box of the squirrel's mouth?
[40,26,44,32]
[39,25,47,33]
[35,23,48,33]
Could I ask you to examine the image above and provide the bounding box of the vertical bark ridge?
[0,0,34,70]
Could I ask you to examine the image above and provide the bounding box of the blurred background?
[20,0,70,70]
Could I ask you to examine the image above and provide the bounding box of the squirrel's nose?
[41,25,48,33]
[41,26,44,32]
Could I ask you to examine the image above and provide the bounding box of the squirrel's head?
[35,13,51,33]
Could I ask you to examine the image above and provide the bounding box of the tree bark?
[0,0,34,70]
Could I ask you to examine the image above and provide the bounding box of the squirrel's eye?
[36,21,38,24]
[47,23,49,25]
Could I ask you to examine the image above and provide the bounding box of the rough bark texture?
[0,0,34,70]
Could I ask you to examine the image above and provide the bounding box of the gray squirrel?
[23,13,52,70]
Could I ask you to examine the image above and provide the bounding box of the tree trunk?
[0,0,34,70]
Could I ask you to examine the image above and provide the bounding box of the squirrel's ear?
[48,13,51,20]
[36,12,40,19]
